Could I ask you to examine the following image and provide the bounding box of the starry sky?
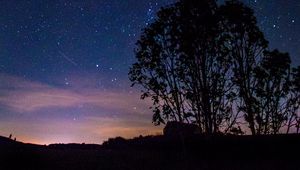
[0,0,299,144]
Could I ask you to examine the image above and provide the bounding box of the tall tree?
[286,66,300,133]
[254,50,292,134]
[129,1,191,125]
[218,1,268,135]
[129,0,299,135]
[129,0,239,133]
[176,0,237,134]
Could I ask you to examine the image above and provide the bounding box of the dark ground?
[0,134,299,170]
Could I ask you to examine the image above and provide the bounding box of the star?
[0,0,299,145]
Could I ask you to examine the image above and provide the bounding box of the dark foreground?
[0,134,299,170]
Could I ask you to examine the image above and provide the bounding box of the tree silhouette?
[286,66,300,133]
[129,0,300,135]
[218,1,268,135]
[129,0,238,133]
[129,3,188,125]
[176,1,237,134]
[254,50,292,134]
[129,0,217,127]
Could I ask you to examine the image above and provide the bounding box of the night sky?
[0,0,299,144]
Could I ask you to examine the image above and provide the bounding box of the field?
[0,134,299,170]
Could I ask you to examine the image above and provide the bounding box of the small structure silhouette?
[163,121,200,137]
[9,134,12,139]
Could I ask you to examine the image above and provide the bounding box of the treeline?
[129,0,300,135]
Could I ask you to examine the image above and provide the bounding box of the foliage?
[129,0,300,135]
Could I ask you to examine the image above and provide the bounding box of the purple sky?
[0,0,299,144]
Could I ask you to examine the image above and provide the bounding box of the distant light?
[292,19,295,23]
[96,64,99,67]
